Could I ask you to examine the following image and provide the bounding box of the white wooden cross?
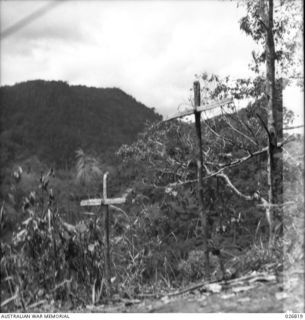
[80,172,129,297]
[80,172,127,206]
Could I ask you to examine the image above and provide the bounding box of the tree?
[75,149,103,194]
[239,0,303,83]
[238,0,303,240]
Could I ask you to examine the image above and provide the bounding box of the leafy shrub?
[0,167,109,311]
[177,250,206,282]
[177,250,221,283]
[225,241,283,277]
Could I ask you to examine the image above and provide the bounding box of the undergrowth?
[1,160,302,312]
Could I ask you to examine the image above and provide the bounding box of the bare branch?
[51,278,72,293]
[258,18,268,31]
[256,112,270,139]
[283,125,304,131]
[282,147,303,170]
[201,112,246,150]
[109,205,130,219]
[223,115,259,146]
[220,105,260,146]
[204,138,293,173]
[216,172,260,201]
[217,146,267,170]
[0,287,19,308]
[168,179,197,187]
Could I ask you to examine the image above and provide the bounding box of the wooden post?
[103,204,112,296]
[102,172,112,296]
[193,81,210,280]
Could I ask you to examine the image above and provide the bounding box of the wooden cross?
[164,81,232,280]
[80,172,128,296]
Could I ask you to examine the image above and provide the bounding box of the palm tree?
[75,149,103,189]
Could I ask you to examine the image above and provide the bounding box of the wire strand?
[1,1,65,40]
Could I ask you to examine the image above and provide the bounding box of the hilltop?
[0,80,161,169]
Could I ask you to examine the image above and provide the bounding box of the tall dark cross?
[164,81,232,280]
[80,172,128,296]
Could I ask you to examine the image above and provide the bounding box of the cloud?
[1,1,259,116]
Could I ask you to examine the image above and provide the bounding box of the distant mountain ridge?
[0,80,162,168]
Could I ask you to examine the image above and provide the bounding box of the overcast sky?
[0,0,303,125]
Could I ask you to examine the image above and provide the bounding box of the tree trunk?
[265,0,283,241]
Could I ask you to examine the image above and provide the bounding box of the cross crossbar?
[164,97,233,122]
[80,197,126,206]
[80,172,129,207]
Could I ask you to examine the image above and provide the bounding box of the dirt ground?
[80,272,303,313]
[25,270,303,313]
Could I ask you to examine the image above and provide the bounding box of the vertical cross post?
[193,81,210,280]
[102,172,112,297]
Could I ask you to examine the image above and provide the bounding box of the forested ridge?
[0,80,161,169]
